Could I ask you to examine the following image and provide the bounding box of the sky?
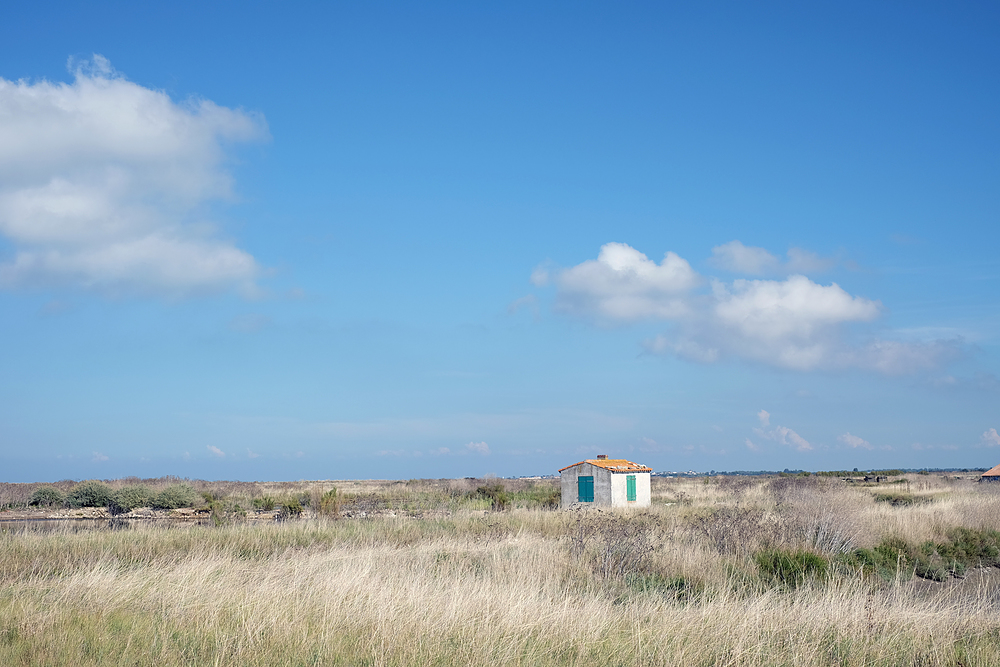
[1,2,998,482]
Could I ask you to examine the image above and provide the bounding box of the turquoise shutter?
[578,476,594,502]
[627,475,636,502]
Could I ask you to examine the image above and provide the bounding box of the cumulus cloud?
[553,242,699,321]
[709,240,836,275]
[92,451,109,462]
[839,432,873,449]
[0,55,267,296]
[982,428,1000,447]
[547,242,959,374]
[465,441,491,455]
[757,410,770,427]
[206,445,225,457]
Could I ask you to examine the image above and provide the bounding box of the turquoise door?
[578,476,594,502]
[627,475,636,502]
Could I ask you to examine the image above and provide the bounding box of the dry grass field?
[2,474,1000,666]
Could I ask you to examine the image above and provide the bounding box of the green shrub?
[873,492,919,506]
[319,488,339,517]
[29,486,65,507]
[114,484,153,510]
[152,484,199,509]
[626,573,700,601]
[472,483,510,511]
[109,485,153,513]
[253,496,276,511]
[513,484,560,509]
[279,498,303,519]
[68,480,114,508]
[839,530,1000,583]
[253,496,278,512]
[756,549,829,589]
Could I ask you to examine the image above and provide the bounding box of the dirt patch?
[906,565,1000,603]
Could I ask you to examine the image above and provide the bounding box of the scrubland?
[2,474,1000,666]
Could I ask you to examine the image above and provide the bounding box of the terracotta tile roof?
[559,458,652,473]
[982,464,1000,477]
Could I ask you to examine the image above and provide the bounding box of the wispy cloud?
[982,428,1000,448]
[709,240,837,275]
[838,432,873,450]
[465,441,491,456]
[206,445,225,458]
[92,451,109,462]
[507,294,538,318]
[0,55,267,297]
[752,410,813,451]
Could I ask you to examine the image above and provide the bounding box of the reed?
[2,473,999,666]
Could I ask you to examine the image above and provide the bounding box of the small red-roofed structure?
[559,454,652,508]
[980,463,1000,482]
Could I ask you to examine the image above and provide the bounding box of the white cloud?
[710,241,780,274]
[465,441,491,455]
[530,266,550,286]
[206,445,225,457]
[507,294,538,317]
[553,242,699,321]
[0,55,267,296]
[752,412,813,452]
[646,274,885,371]
[745,438,760,452]
[786,247,836,274]
[982,428,1000,447]
[771,426,813,451]
[709,240,836,275]
[549,243,958,374]
[839,432,873,450]
[92,451,109,462]
[246,448,260,459]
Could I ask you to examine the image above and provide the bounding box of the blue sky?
[1,2,998,482]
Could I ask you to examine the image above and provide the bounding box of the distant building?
[559,455,652,508]
[980,463,1000,482]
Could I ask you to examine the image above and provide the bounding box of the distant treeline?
[664,468,989,478]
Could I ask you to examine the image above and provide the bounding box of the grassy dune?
[2,474,1000,666]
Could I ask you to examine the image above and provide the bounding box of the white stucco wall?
[609,471,651,508]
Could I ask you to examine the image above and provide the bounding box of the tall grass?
[2,474,999,665]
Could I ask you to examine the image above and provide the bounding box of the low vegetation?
[1,473,999,665]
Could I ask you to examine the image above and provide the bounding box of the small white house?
[559,455,652,508]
